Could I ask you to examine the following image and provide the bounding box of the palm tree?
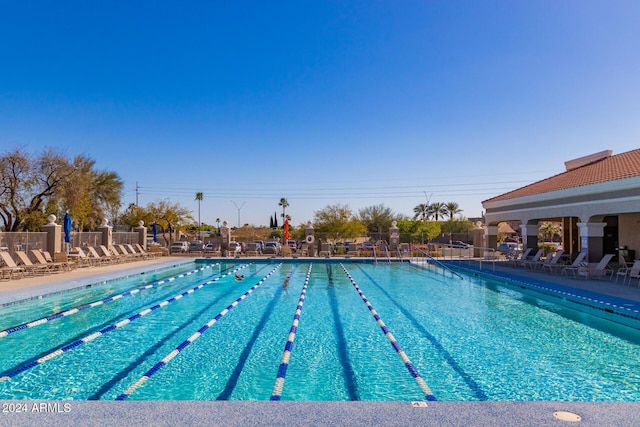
[279,198,289,228]
[215,217,220,236]
[195,192,203,239]
[429,202,447,221]
[444,202,462,220]
[413,203,430,221]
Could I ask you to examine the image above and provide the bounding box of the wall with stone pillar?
[135,221,147,249]
[220,221,231,254]
[484,225,499,257]
[305,222,316,257]
[98,218,113,247]
[41,214,62,255]
[388,221,399,252]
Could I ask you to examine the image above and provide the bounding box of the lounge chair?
[0,251,26,279]
[559,252,588,277]
[511,248,533,267]
[577,254,615,279]
[319,243,332,258]
[14,250,50,275]
[346,243,359,258]
[538,250,565,272]
[72,247,94,267]
[520,249,544,269]
[30,250,66,272]
[86,246,111,264]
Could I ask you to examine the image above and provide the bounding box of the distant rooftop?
[483,148,640,203]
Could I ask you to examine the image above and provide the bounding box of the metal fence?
[70,232,103,248]
[0,232,48,255]
[113,232,139,245]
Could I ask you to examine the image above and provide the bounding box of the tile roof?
[483,148,640,203]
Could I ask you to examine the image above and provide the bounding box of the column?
[305,221,316,257]
[98,218,113,247]
[388,221,400,253]
[220,221,231,255]
[135,221,147,249]
[577,222,607,262]
[41,214,62,255]
[520,224,540,251]
[484,225,499,258]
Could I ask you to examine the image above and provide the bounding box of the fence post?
[41,214,62,255]
[98,218,113,247]
[135,221,148,249]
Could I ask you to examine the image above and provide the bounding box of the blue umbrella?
[152,222,158,243]
[63,212,72,243]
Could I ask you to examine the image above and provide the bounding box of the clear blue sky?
[1,1,639,227]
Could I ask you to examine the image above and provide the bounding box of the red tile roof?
[483,149,640,203]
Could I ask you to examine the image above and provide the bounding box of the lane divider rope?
[339,263,437,402]
[0,263,250,383]
[270,263,312,400]
[0,263,220,339]
[115,263,283,400]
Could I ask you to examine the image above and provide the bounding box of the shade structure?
[152,222,158,243]
[284,219,291,240]
[63,212,72,243]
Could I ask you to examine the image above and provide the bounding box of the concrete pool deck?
[1,256,640,426]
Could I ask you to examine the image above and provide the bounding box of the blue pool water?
[1,260,640,401]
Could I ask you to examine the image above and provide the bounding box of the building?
[482,149,640,262]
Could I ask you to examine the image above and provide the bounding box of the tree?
[539,221,561,242]
[413,203,430,221]
[396,218,441,243]
[195,192,203,238]
[146,200,193,245]
[278,198,289,227]
[429,202,447,221]
[313,203,366,242]
[0,148,122,231]
[358,204,394,233]
[444,202,462,220]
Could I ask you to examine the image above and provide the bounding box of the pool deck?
[1,256,640,426]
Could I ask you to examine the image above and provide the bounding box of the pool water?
[1,260,640,401]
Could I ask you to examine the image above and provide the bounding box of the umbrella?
[63,212,72,243]
[152,222,158,243]
[283,219,291,241]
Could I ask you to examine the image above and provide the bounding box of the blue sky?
[1,1,639,227]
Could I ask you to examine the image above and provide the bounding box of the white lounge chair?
[521,249,544,269]
[577,254,615,279]
[559,252,588,277]
[620,260,640,286]
[538,250,565,273]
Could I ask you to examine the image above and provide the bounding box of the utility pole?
[232,200,246,228]
[136,182,140,206]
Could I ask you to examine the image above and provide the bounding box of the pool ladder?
[413,246,464,280]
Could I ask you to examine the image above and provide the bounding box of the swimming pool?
[1,260,639,401]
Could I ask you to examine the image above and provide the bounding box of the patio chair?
[319,243,332,258]
[72,247,95,267]
[576,254,616,279]
[624,260,640,287]
[538,250,565,272]
[86,246,112,264]
[520,249,544,269]
[14,250,50,275]
[559,252,588,277]
[30,250,66,272]
[511,248,533,267]
[346,243,359,258]
[614,255,633,283]
[0,251,26,279]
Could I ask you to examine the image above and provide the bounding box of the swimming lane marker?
[339,263,437,402]
[271,263,312,400]
[115,263,283,400]
[0,264,249,383]
[0,264,219,339]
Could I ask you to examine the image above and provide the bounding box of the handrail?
[412,246,464,280]
[383,246,391,263]
[372,246,377,264]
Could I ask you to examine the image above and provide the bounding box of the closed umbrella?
[152,222,158,243]
[284,219,291,241]
[63,212,72,243]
